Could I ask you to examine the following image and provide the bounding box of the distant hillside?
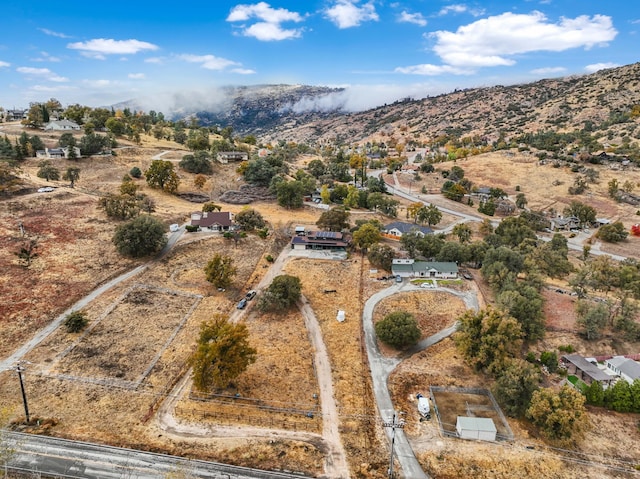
[262,62,640,146]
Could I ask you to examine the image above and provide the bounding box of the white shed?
[456,416,497,441]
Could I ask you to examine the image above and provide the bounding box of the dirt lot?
[1,133,640,478]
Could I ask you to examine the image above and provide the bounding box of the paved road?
[4,431,308,479]
[362,282,480,479]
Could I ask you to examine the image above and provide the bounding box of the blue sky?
[1,1,638,114]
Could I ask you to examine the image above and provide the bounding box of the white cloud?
[231,68,256,74]
[431,12,617,68]
[227,2,304,41]
[394,64,470,75]
[325,1,379,29]
[179,54,240,70]
[584,62,620,73]
[67,39,159,59]
[31,51,61,62]
[438,4,468,16]
[16,66,69,82]
[38,28,70,38]
[82,79,117,88]
[128,73,145,79]
[243,22,302,41]
[0,61,9,68]
[30,84,75,93]
[145,57,164,64]
[530,66,567,75]
[398,11,427,27]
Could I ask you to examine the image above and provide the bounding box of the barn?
[456,416,497,441]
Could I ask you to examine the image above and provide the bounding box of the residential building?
[189,211,235,231]
[290,230,348,251]
[216,151,248,164]
[606,356,640,384]
[560,354,614,388]
[391,259,459,279]
[43,119,81,131]
[35,147,82,159]
[383,221,433,238]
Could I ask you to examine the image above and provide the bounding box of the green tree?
[190,315,257,391]
[202,202,222,212]
[452,223,472,243]
[275,180,305,209]
[367,243,395,271]
[145,160,180,193]
[129,166,142,178]
[62,166,80,188]
[564,200,596,227]
[604,378,634,412]
[64,310,89,333]
[179,152,213,174]
[496,286,545,341]
[352,222,382,252]
[375,311,421,349]
[493,358,541,417]
[235,208,266,231]
[257,275,302,312]
[307,159,326,178]
[204,254,237,289]
[99,193,141,220]
[596,221,628,243]
[607,178,619,199]
[418,204,442,226]
[112,215,167,257]
[526,386,590,444]
[36,160,60,182]
[454,306,523,374]
[316,207,350,231]
[584,380,605,407]
[14,239,38,267]
[575,299,608,340]
[515,193,528,209]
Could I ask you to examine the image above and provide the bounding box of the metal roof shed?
[456,416,497,441]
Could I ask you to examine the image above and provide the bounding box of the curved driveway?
[362,281,479,479]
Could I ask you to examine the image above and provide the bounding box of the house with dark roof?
[216,151,249,164]
[290,230,348,251]
[391,258,459,279]
[561,354,614,388]
[383,221,433,238]
[189,211,235,231]
[36,147,82,159]
[606,356,640,384]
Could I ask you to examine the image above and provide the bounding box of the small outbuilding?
[456,416,497,441]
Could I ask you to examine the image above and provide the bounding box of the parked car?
[237,298,247,309]
[37,187,54,193]
[169,224,180,232]
[245,290,257,300]
[395,275,403,283]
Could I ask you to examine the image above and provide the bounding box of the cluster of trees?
[112,215,167,257]
[36,160,81,188]
[584,378,640,412]
[99,176,156,220]
[375,311,421,349]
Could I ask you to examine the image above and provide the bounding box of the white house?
[391,259,459,279]
[456,416,497,441]
[36,147,82,159]
[216,151,248,164]
[606,356,640,384]
[44,119,81,131]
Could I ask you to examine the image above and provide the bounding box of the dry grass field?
[1,130,639,478]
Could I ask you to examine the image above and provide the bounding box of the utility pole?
[12,361,30,423]
[383,411,405,479]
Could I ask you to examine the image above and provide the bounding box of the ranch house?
[189,211,236,231]
[391,258,459,279]
[383,221,433,238]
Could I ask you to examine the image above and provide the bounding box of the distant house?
[216,151,248,164]
[36,147,82,159]
[383,221,433,238]
[189,211,235,231]
[561,354,614,388]
[606,356,640,384]
[44,119,81,131]
[5,109,27,122]
[391,258,458,279]
[456,417,496,441]
[290,230,348,251]
[550,216,580,231]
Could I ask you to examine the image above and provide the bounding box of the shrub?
[185,225,199,232]
[129,166,142,178]
[64,310,88,333]
[375,311,421,349]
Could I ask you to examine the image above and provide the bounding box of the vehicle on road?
[245,290,257,300]
[420,281,436,289]
[37,187,55,193]
[395,275,403,283]
[237,298,247,309]
[169,223,180,232]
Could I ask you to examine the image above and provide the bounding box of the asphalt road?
[4,431,309,479]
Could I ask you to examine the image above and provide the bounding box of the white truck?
[417,393,431,420]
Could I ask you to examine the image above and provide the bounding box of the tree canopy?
[204,254,237,289]
[375,310,421,349]
[190,315,257,391]
[112,215,167,257]
[257,275,302,312]
[145,160,180,193]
